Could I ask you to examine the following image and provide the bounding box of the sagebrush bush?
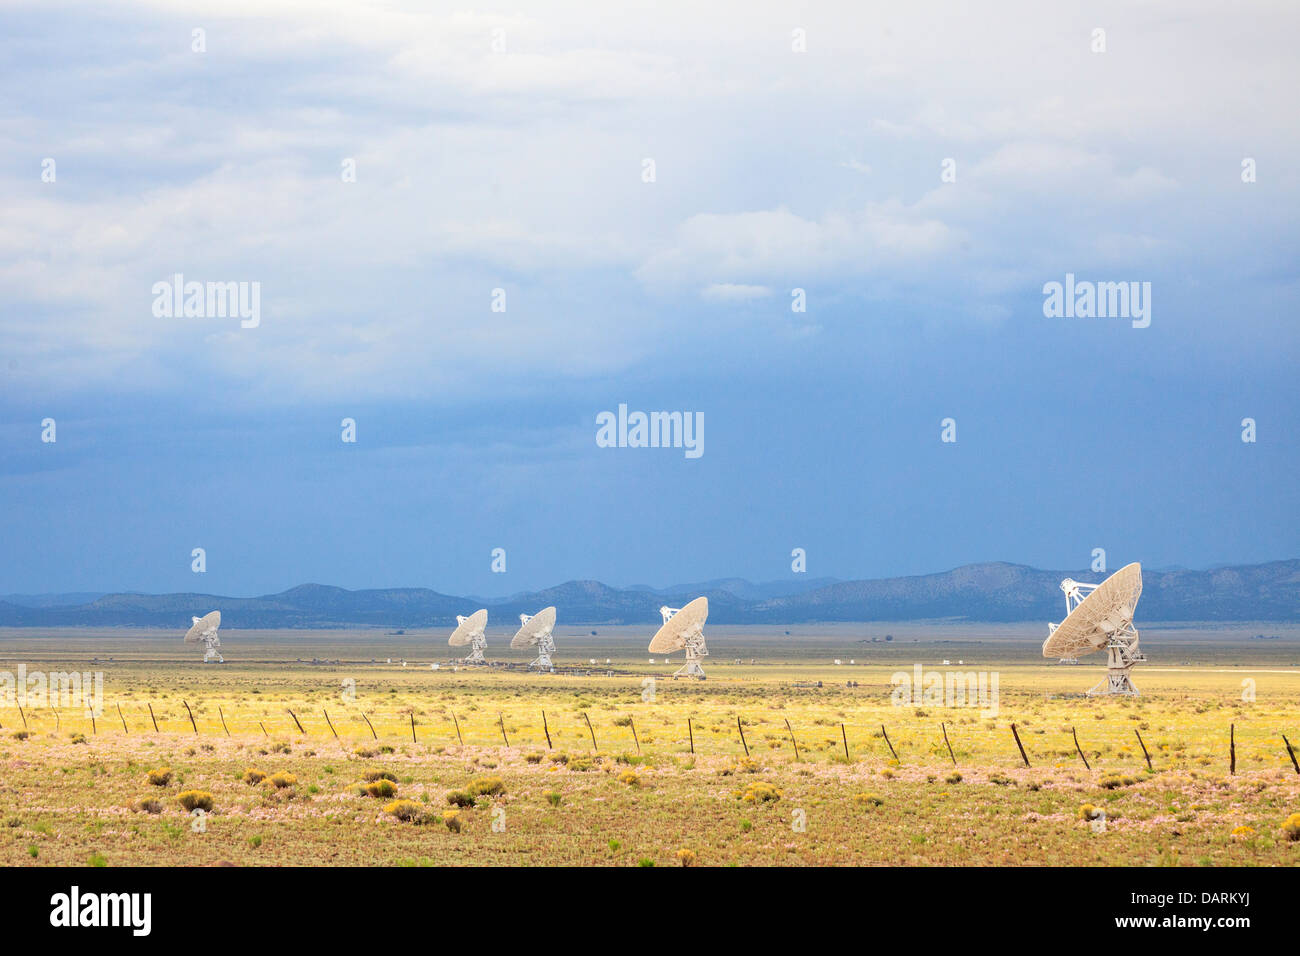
[445,789,475,808]
[676,848,697,867]
[177,790,213,812]
[855,793,884,807]
[1282,812,1300,842]
[384,799,427,823]
[243,769,266,785]
[618,770,640,787]
[738,781,781,803]
[362,768,397,783]
[365,779,397,798]
[136,799,163,814]
[467,776,505,797]
[146,767,172,787]
[267,772,297,789]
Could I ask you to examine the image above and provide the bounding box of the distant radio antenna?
[649,597,709,679]
[184,610,224,663]
[448,609,489,664]
[1043,563,1145,695]
[511,606,558,671]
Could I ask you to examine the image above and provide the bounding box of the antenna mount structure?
[650,599,709,679]
[448,609,489,665]
[184,611,224,663]
[1043,564,1145,696]
[512,607,558,671]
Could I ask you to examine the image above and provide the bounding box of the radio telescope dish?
[184,610,224,663]
[649,597,708,679]
[448,609,488,664]
[511,606,557,671]
[1042,563,1145,696]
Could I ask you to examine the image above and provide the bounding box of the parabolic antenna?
[1042,563,1145,696]
[511,606,557,671]
[184,610,224,663]
[448,609,488,664]
[649,596,709,679]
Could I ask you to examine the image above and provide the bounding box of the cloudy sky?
[1,0,1297,597]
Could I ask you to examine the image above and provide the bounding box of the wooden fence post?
[687,717,695,754]
[941,722,956,765]
[881,724,899,761]
[1229,723,1236,775]
[287,709,305,735]
[542,711,552,749]
[118,703,129,734]
[323,709,338,738]
[1011,723,1030,767]
[1072,726,1090,770]
[451,712,463,745]
[785,718,800,761]
[737,716,750,757]
[498,713,509,747]
[218,706,230,736]
[840,723,851,762]
[148,703,159,733]
[629,715,640,754]
[1135,729,1152,771]
[1282,734,1300,775]
[582,711,598,751]
[361,713,377,740]
[182,700,198,734]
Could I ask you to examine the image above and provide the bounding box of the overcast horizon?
[2,1,1297,598]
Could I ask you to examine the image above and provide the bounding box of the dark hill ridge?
[0,559,1295,628]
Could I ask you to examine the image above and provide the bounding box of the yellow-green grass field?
[1,623,1298,866]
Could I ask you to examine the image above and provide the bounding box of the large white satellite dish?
[511,606,557,671]
[649,596,709,679]
[448,608,488,664]
[184,610,224,663]
[1043,563,1145,696]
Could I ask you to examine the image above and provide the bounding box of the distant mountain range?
[1,560,1297,628]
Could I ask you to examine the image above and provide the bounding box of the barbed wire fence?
[4,702,1299,774]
